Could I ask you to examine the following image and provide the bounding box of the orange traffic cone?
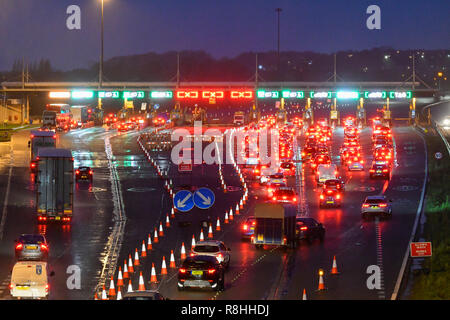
[166,214,170,227]
[141,240,147,258]
[147,234,153,251]
[159,222,164,237]
[108,276,116,299]
[191,235,196,249]
[94,292,99,300]
[216,217,221,231]
[239,199,243,210]
[116,287,122,300]
[161,256,168,275]
[208,224,213,239]
[134,248,140,266]
[138,272,146,291]
[331,256,339,274]
[302,288,307,300]
[171,207,175,218]
[224,212,229,224]
[170,250,176,268]
[150,263,158,283]
[317,269,326,291]
[123,260,129,279]
[199,229,205,241]
[229,208,234,221]
[127,279,133,293]
[181,242,187,260]
[154,228,159,243]
[101,285,108,300]
[117,266,124,287]
[128,254,134,273]
[235,203,240,215]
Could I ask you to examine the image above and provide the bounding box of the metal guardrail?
[434,124,450,157]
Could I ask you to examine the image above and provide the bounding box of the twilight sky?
[0,0,449,71]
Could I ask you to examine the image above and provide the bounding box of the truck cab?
[233,112,245,126]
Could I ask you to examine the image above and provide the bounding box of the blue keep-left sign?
[173,190,194,212]
[193,187,215,210]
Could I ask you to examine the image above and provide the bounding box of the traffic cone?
[108,276,116,299]
[331,256,340,274]
[208,224,213,239]
[138,272,146,291]
[181,242,187,260]
[123,260,129,279]
[127,279,133,293]
[147,234,153,251]
[170,250,176,268]
[239,199,243,210]
[134,248,140,266]
[229,208,234,221]
[101,285,108,300]
[128,254,134,273]
[199,229,205,241]
[150,263,158,283]
[154,228,159,243]
[171,207,175,218]
[302,288,307,300]
[159,222,164,237]
[224,212,229,224]
[161,256,168,275]
[140,240,147,258]
[166,214,170,227]
[94,292,99,300]
[117,287,122,300]
[191,235,196,249]
[216,217,221,231]
[117,266,124,287]
[317,270,326,291]
[235,203,240,215]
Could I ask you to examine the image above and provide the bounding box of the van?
[10,261,52,299]
[316,164,338,185]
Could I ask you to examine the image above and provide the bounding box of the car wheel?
[177,284,185,291]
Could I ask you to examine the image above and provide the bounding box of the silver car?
[191,240,231,268]
[361,196,392,219]
[15,234,49,261]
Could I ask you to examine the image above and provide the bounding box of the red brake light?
[320,194,324,200]
[379,203,387,208]
[89,170,93,175]
[179,268,186,273]
[243,224,248,231]
[40,244,48,251]
[208,269,216,274]
[363,204,370,208]
[336,194,341,200]
[300,226,308,231]
[293,197,297,202]
[9,283,13,290]
[15,243,23,250]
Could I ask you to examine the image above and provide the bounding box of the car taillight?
[45,284,49,292]
[208,269,216,274]
[89,170,93,175]
[15,243,23,250]
[179,268,186,273]
[272,197,277,201]
[40,244,48,251]
[243,224,248,231]
[383,169,388,172]
[293,197,297,202]
[379,203,387,208]
[320,194,324,200]
[76,170,80,174]
[300,226,308,231]
[370,169,375,173]
[362,204,370,208]
[336,194,341,200]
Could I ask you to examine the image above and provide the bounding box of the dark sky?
[0,0,449,71]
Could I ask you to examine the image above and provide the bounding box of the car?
[301,146,316,162]
[10,261,54,300]
[295,217,325,244]
[310,154,331,172]
[122,290,167,300]
[374,146,393,162]
[15,234,49,261]
[346,156,364,171]
[241,216,256,239]
[75,166,93,182]
[319,189,342,208]
[191,240,231,268]
[177,255,225,291]
[323,179,345,193]
[369,161,390,179]
[271,187,298,203]
[361,195,392,219]
[280,162,295,176]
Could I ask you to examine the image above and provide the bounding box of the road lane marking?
[0,141,13,241]
[375,217,386,299]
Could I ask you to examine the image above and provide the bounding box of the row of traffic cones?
[300,256,340,300]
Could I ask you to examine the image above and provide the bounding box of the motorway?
[0,101,429,300]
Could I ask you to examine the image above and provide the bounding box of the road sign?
[435,152,443,160]
[178,162,192,172]
[410,242,432,257]
[193,187,215,210]
[173,190,194,212]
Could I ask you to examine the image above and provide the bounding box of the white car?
[10,261,53,299]
[191,240,231,268]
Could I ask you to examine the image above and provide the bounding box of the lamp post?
[99,0,105,88]
[275,8,282,73]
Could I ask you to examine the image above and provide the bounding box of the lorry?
[233,111,245,126]
[42,110,57,130]
[252,202,297,248]
[36,148,74,223]
[29,130,56,172]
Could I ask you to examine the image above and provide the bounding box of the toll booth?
[329,98,340,127]
[303,98,314,127]
[356,98,366,127]
[248,104,261,123]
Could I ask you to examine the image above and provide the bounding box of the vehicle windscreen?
[19,235,45,244]
[365,198,385,204]
[194,245,220,253]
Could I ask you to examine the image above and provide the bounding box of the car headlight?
[443,119,450,126]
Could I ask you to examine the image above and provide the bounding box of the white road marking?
[0,141,13,241]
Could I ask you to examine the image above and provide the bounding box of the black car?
[369,161,390,179]
[122,290,167,300]
[177,255,225,291]
[75,166,93,182]
[295,217,325,244]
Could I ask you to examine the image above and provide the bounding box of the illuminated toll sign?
[309,91,332,99]
[389,91,412,99]
[336,91,360,99]
[150,91,173,99]
[281,90,304,99]
[49,91,70,99]
[98,91,120,99]
[123,91,145,99]
[202,91,225,99]
[257,90,279,99]
[230,91,253,99]
[176,90,199,99]
[364,91,387,99]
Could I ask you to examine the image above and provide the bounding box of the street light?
[99,0,105,88]
[275,8,282,72]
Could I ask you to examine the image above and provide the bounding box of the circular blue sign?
[173,190,194,212]
[193,188,215,210]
